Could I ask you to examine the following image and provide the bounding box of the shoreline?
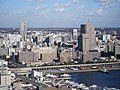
[44,67,120,74]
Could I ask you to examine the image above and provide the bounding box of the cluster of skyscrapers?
[0,21,120,66]
[0,21,120,89]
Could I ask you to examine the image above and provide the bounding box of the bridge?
[10,62,120,73]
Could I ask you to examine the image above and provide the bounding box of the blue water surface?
[71,70,120,89]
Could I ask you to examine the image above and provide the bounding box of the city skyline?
[0,0,120,28]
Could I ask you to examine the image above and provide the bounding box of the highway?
[32,62,120,70]
[10,61,120,73]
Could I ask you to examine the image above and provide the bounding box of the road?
[10,61,120,73]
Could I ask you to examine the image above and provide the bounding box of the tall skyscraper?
[19,21,27,41]
[78,22,96,52]
[78,22,97,62]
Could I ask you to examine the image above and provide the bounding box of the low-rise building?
[0,60,11,86]
[32,47,57,62]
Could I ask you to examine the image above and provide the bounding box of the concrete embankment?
[45,67,120,74]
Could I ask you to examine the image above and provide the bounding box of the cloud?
[33,0,47,2]
[88,0,120,17]
[38,11,49,15]
[35,5,48,10]
[27,0,47,3]
[53,0,81,13]
[54,0,80,8]
[72,0,80,3]
[55,7,65,12]
[53,1,77,13]
[87,12,95,16]
[91,0,120,17]
[87,8,104,16]
[96,0,119,8]
[61,2,73,7]
[54,2,73,8]
[54,2,72,13]
[97,8,104,15]
[78,5,85,9]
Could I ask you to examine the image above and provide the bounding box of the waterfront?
[71,70,120,89]
[10,62,120,73]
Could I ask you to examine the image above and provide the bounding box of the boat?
[46,74,58,78]
[70,68,78,71]
[91,66,98,69]
[61,74,71,77]
[98,66,108,73]
[59,69,65,71]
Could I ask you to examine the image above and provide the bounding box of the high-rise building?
[78,22,96,52]
[19,21,27,41]
[102,34,111,43]
[72,29,78,41]
[78,22,97,62]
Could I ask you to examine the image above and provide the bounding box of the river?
[71,70,120,89]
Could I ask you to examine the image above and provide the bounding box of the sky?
[0,0,120,28]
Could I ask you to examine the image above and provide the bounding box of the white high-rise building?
[102,34,111,43]
[72,29,78,41]
[19,21,27,41]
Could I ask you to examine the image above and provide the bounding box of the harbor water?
[71,70,120,89]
